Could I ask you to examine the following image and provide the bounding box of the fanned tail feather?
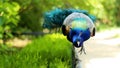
[43,8,96,29]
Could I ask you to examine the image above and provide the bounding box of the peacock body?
[43,8,96,52]
[62,12,95,48]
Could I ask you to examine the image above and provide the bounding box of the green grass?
[0,33,72,68]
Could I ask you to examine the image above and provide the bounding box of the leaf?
[0,16,5,26]
[0,34,3,39]
[4,26,10,30]
[12,2,20,12]
[6,32,13,38]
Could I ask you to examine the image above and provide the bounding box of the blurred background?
[0,0,120,68]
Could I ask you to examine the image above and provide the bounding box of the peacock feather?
[43,8,96,29]
[71,18,88,30]
[43,8,96,52]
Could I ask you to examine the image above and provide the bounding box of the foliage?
[0,0,20,39]
[12,0,45,31]
[0,33,72,68]
[5,0,119,33]
[13,0,120,31]
[0,0,120,43]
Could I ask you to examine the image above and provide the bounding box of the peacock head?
[69,28,91,48]
[68,28,83,47]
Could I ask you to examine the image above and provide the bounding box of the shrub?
[0,33,72,68]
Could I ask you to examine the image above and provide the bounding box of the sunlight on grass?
[0,33,72,68]
[50,33,66,39]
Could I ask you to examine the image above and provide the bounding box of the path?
[77,28,120,68]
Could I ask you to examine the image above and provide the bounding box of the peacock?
[43,8,96,54]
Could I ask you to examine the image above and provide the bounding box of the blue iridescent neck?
[68,28,90,47]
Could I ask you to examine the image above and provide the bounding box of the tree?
[0,0,20,44]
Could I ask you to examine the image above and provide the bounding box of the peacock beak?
[77,41,80,46]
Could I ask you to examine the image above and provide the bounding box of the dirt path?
[78,29,120,68]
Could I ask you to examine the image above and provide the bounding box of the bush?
[0,33,72,68]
